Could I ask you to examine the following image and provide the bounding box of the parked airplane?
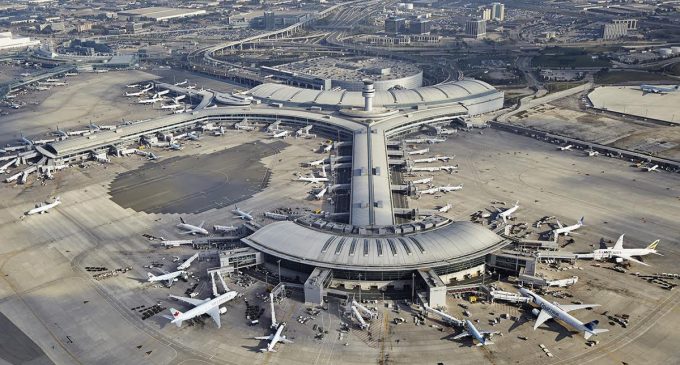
[642,164,659,172]
[297,168,330,184]
[408,148,429,155]
[437,203,452,213]
[439,184,463,193]
[147,269,186,287]
[161,103,183,110]
[322,143,333,153]
[255,323,293,352]
[497,201,519,223]
[174,79,188,86]
[411,176,433,185]
[586,149,599,157]
[419,186,439,195]
[592,234,661,266]
[452,320,499,346]
[306,158,326,167]
[271,130,290,138]
[176,217,209,235]
[126,83,140,88]
[232,206,253,221]
[173,95,186,103]
[168,142,183,150]
[177,253,199,270]
[314,186,328,200]
[154,90,170,97]
[166,290,238,328]
[640,84,679,95]
[125,86,152,97]
[138,97,163,104]
[26,197,61,215]
[558,145,573,151]
[519,288,607,340]
[18,132,33,146]
[426,137,447,144]
[553,217,584,237]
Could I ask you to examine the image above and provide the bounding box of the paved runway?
[0,312,53,365]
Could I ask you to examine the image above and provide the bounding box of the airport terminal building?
[32,77,507,307]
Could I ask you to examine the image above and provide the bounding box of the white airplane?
[67,129,90,136]
[176,217,209,235]
[155,90,170,97]
[436,155,455,162]
[177,253,199,270]
[17,132,33,146]
[297,167,330,184]
[452,320,499,346]
[147,270,186,287]
[553,217,584,237]
[419,186,439,195]
[585,149,599,157]
[161,103,183,110]
[173,95,186,103]
[440,165,458,173]
[232,206,253,221]
[640,84,679,95]
[255,323,293,352]
[126,83,140,88]
[519,288,607,340]
[411,176,433,185]
[413,156,439,164]
[592,234,661,266]
[166,290,238,328]
[168,142,183,150]
[322,143,333,153]
[408,148,429,155]
[558,145,573,151]
[439,184,463,193]
[125,86,152,97]
[44,81,67,86]
[26,197,61,215]
[497,201,519,223]
[426,137,446,144]
[174,79,188,86]
[213,225,238,234]
[306,158,326,167]
[138,97,163,104]
[314,186,328,200]
[643,164,659,172]
[271,130,290,138]
[437,203,452,213]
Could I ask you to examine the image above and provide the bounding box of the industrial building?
[602,22,628,40]
[0,31,40,51]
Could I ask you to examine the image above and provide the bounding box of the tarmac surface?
[588,86,680,124]
[109,141,287,214]
[0,312,53,365]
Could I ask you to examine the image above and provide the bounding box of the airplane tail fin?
[646,239,660,250]
[578,217,585,226]
[555,219,563,229]
[198,221,205,229]
[179,217,186,224]
[147,272,156,280]
[514,201,519,207]
[583,320,609,339]
[168,308,183,327]
[613,234,624,250]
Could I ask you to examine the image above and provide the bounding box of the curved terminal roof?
[242,220,505,271]
[248,79,500,108]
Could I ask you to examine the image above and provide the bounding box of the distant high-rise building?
[410,19,431,34]
[385,16,406,34]
[481,8,492,21]
[465,19,487,38]
[491,2,505,21]
[264,11,276,30]
[602,22,627,40]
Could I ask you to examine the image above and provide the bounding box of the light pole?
[277,259,281,284]
[358,274,362,302]
[411,273,415,303]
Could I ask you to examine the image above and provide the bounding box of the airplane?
[43,81,67,86]
[298,174,329,184]
[408,148,429,155]
[437,203,452,213]
[126,83,140,88]
[34,85,50,91]
[174,79,188,86]
[553,217,584,237]
[419,186,439,195]
[32,137,55,145]
[439,184,463,193]
[255,323,293,352]
[138,97,163,104]
[168,142,183,150]
[176,217,209,235]
[436,155,455,162]
[642,164,659,172]
[314,185,328,200]
[558,145,573,151]
[213,225,238,234]
[639,84,679,95]
[497,201,519,224]
[586,149,599,157]
[232,206,253,221]
[155,90,170,97]
[147,152,159,160]
[271,130,290,138]
[185,132,200,141]
[177,253,199,270]
[173,95,186,103]
[519,287,607,340]
[413,156,439,164]
[18,132,33,146]
[426,137,446,144]
[440,165,458,173]
[306,158,326,167]
[592,234,661,266]
[125,86,152,97]
[166,291,238,328]
[161,103,183,110]
[411,176,433,185]
[147,269,186,287]
[322,143,333,153]
[25,197,61,215]
[452,320,499,346]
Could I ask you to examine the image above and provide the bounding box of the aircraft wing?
[479,330,500,336]
[557,303,599,313]
[533,310,553,330]
[452,331,470,340]
[555,220,563,229]
[254,335,274,340]
[169,295,209,307]
[206,306,221,328]
[280,338,294,344]
[614,254,649,266]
